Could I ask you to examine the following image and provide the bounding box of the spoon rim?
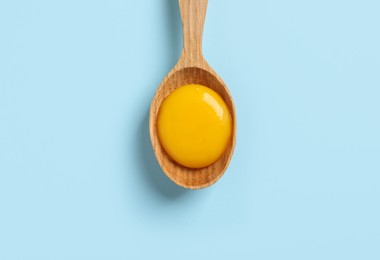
[149,65,236,189]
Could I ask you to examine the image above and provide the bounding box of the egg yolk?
[157,84,232,169]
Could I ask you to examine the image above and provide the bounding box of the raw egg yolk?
[157,84,232,168]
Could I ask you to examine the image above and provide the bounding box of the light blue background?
[1,0,379,259]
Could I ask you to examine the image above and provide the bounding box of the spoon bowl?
[149,0,236,189]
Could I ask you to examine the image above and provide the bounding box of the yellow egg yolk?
[157,84,232,169]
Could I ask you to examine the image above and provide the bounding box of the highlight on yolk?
[157,84,232,169]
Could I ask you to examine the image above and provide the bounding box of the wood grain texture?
[149,0,236,189]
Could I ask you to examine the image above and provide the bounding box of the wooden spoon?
[149,0,236,189]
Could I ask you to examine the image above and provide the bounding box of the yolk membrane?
[157,84,232,169]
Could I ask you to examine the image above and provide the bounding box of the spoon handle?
[178,0,208,66]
